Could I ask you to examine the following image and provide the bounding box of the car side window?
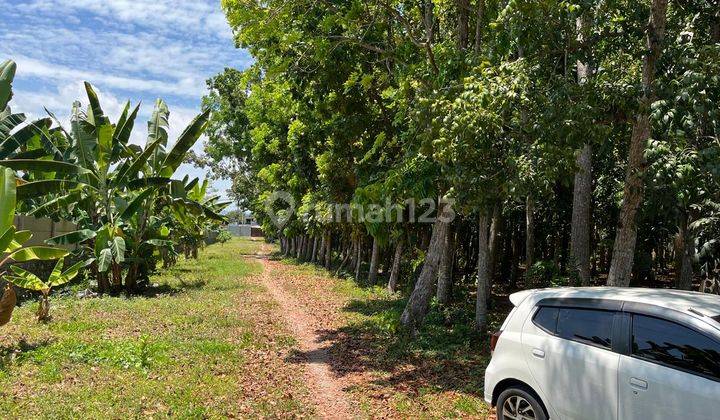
[532,306,559,334]
[632,315,720,380]
[556,308,614,349]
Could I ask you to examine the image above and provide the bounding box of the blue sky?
[0,0,252,202]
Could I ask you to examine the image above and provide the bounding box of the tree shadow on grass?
[139,277,208,297]
[0,338,53,370]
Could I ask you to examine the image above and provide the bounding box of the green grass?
[0,238,313,419]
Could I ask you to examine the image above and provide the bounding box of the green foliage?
[0,58,226,299]
[525,261,573,289]
[216,229,233,244]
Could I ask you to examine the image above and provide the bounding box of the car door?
[522,306,619,420]
[618,314,720,419]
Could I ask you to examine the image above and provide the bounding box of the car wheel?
[497,386,547,420]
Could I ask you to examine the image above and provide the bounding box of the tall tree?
[608,0,669,286]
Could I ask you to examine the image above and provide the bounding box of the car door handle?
[532,348,545,359]
[629,377,648,390]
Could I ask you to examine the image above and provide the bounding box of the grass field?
[0,239,314,418]
[0,238,496,419]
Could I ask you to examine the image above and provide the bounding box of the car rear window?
[533,306,559,333]
[533,306,614,349]
[556,308,614,349]
[632,314,720,380]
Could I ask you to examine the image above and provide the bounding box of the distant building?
[228,211,263,237]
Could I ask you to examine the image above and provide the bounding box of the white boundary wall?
[13,216,77,248]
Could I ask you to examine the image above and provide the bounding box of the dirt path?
[254,244,358,420]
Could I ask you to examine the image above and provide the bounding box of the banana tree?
[1,60,54,163]
[7,83,211,294]
[0,165,69,327]
[5,259,86,321]
[166,178,229,259]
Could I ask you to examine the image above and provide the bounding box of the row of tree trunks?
[608,0,669,286]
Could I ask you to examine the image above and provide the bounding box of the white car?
[484,287,720,420]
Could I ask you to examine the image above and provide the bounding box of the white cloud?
[12,56,205,99]
[0,0,247,203]
[20,0,233,39]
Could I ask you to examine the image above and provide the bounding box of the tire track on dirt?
[254,244,358,420]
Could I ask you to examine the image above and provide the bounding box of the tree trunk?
[400,201,453,333]
[437,225,455,305]
[387,240,404,293]
[324,233,332,269]
[336,243,352,275]
[570,15,593,286]
[296,235,304,260]
[304,235,312,261]
[473,0,485,54]
[368,236,381,284]
[37,293,50,322]
[125,264,138,295]
[488,203,501,282]
[111,262,122,288]
[569,144,592,285]
[457,0,469,51]
[354,237,364,280]
[525,196,535,271]
[675,211,695,290]
[570,13,594,286]
[317,235,325,263]
[476,211,491,331]
[510,223,519,289]
[608,0,668,286]
[311,236,319,262]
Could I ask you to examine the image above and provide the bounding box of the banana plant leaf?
[0,226,15,252]
[49,259,87,287]
[114,137,164,186]
[46,229,96,246]
[1,159,94,176]
[16,179,86,199]
[128,177,170,189]
[27,191,81,217]
[120,188,155,220]
[161,109,210,173]
[111,236,125,263]
[8,246,69,262]
[0,166,15,233]
[0,118,51,159]
[97,248,113,272]
[7,266,48,292]
[9,230,33,251]
[114,101,141,145]
[0,60,16,110]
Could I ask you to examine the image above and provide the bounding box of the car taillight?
[490,331,502,354]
